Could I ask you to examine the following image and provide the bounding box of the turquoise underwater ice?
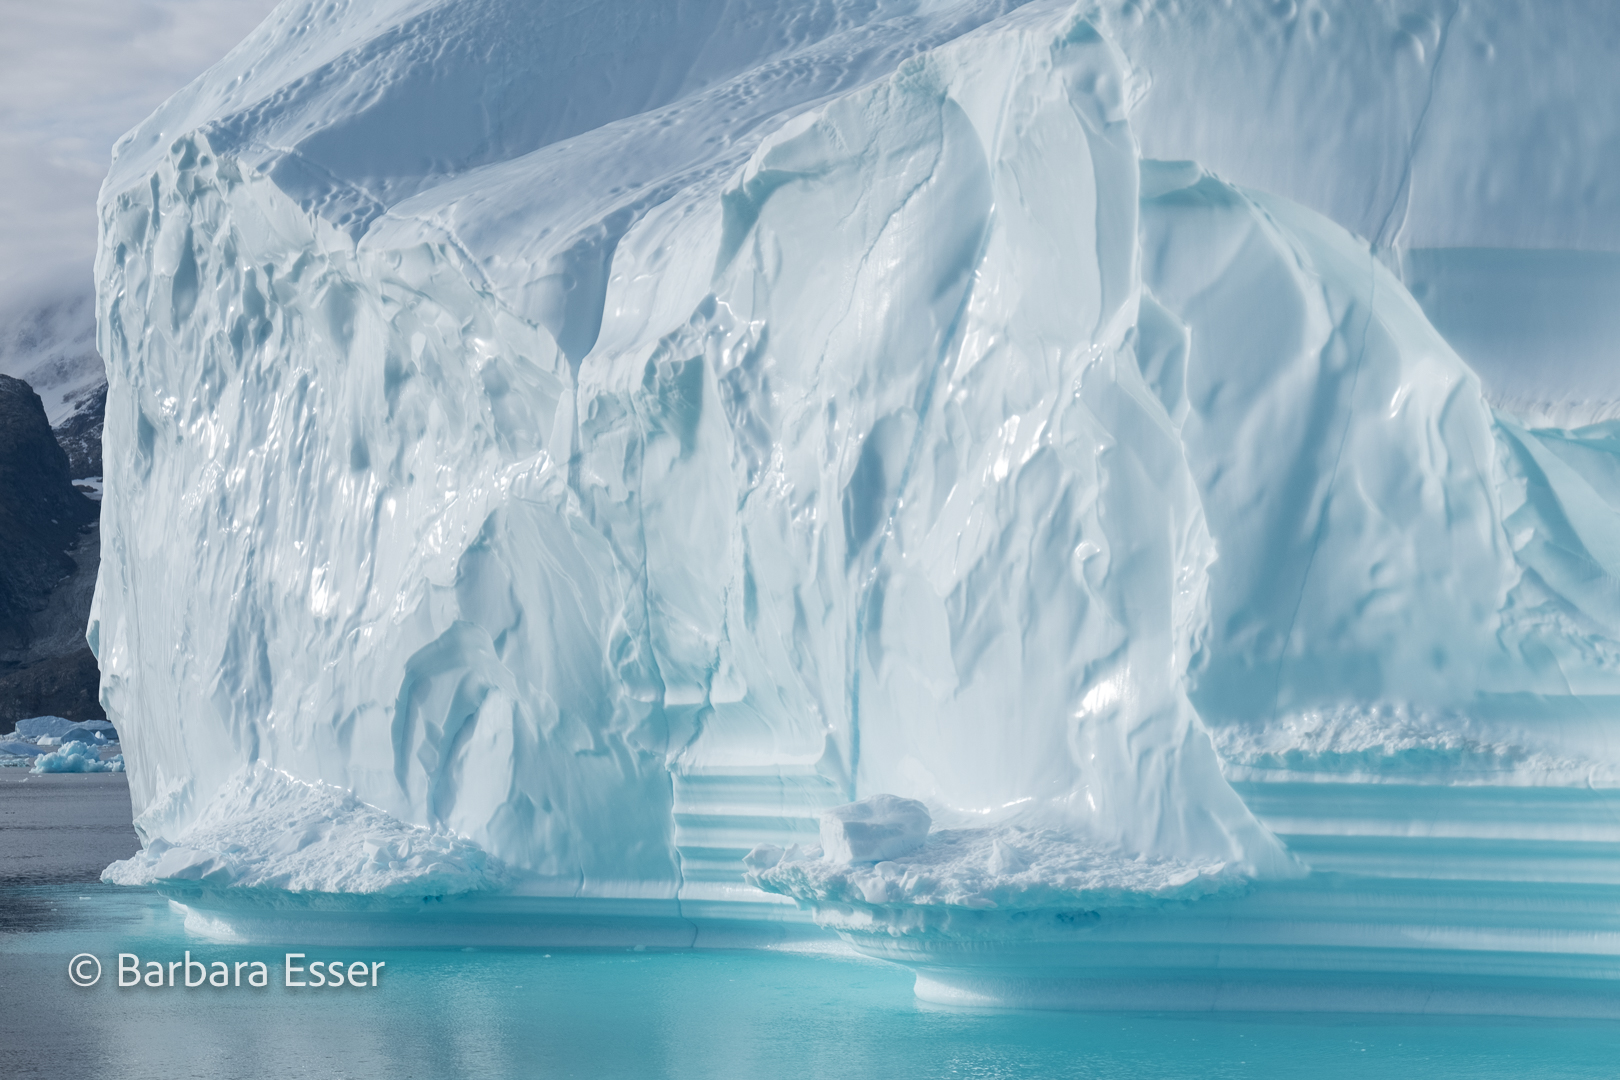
[4,882,1619,1080]
[82,0,1620,1020]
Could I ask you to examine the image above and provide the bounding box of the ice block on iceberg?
[819,796,931,865]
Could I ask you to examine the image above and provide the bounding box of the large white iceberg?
[94,0,1620,1012]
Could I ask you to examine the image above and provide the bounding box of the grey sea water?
[2,772,1615,1080]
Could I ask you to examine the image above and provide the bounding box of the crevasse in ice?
[95,0,1620,1011]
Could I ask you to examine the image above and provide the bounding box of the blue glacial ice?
[15,715,118,741]
[1,716,123,768]
[91,0,1620,1012]
[30,740,124,774]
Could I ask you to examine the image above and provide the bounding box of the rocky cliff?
[0,373,102,731]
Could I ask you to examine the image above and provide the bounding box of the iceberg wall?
[95,0,1620,1011]
[97,0,1284,898]
[1139,162,1620,747]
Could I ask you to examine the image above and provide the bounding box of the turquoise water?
[2,884,1618,1079]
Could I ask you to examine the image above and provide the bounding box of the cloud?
[0,0,281,310]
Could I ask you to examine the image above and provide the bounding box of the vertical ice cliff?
[96,0,1290,900]
[95,0,1620,1008]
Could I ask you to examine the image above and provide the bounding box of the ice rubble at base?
[103,764,503,895]
[89,0,1620,1006]
[747,794,1237,918]
[757,829,1234,916]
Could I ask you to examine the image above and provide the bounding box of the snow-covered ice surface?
[92,0,1620,1012]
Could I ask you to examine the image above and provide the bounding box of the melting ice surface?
[91,0,1620,1012]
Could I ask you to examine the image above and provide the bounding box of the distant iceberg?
[4,716,123,770]
[31,740,123,774]
[15,715,117,741]
[93,0,1620,1013]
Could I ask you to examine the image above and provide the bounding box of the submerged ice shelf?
[92,0,1620,1012]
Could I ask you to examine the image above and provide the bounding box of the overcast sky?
[0,0,281,313]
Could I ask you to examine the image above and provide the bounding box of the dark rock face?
[53,383,106,481]
[0,374,102,731]
[0,648,105,730]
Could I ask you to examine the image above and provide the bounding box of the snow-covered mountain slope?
[0,291,104,434]
[94,0,1620,1010]
[0,374,102,731]
[0,294,107,729]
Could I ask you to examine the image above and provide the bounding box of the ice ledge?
[102,764,506,897]
[1210,702,1620,788]
[747,820,1250,936]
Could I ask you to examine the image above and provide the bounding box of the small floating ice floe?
[30,741,125,774]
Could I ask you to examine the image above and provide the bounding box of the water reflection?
[3,884,1618,1080]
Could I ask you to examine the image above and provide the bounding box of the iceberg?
[1,716,121,767]
[0,740,44,762]
[14,715,118,741]
[30,740,124,774]
[93,0,1620,1012]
